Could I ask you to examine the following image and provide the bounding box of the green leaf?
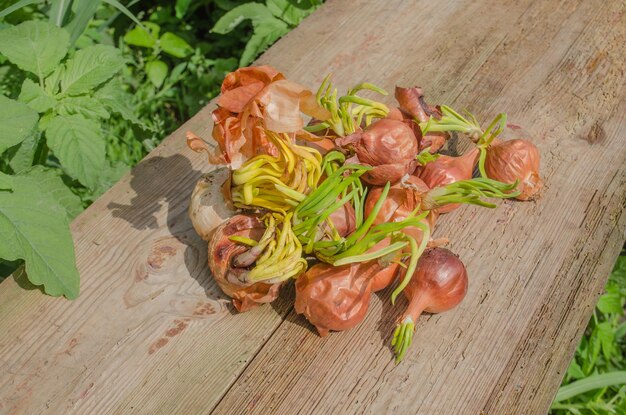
[0,171,12,190]
[554,372,626,402]
[64,0,101,45]
[49,0,72,26]
[123,22,159,48]
[22,166,83,219]
[597,292,623,315]
[0,169,79,298]
[45,114,106,189]
[18,78,56,113]
[145,59,168,88]
[159,32,192,58]
[101,0,144,28]
[266,0,313,26]
[212,3,274,34]
[566,359,586,380]
[239,18,289,66]
[44,66,64,95]
[6,130,44,173]
[0,95,38,154]
[0,21,69,80]
[175,0,192,18]
[61,45,125,95]
[57,96,110,119]
[0,0,43,19]
[94,78,142,126]
[596,322,616,361]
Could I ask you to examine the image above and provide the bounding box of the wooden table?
[1,0,625,413]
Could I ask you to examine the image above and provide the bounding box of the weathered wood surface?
[0,0,625,413]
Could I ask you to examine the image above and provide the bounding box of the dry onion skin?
[208,214,283,312]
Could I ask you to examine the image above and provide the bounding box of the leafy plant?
[212,0,322,66]
[0,19,136,298]
[551,253,626,414]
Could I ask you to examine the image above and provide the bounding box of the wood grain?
[0,0,625,414]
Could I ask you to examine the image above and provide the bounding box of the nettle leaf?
[212,3,275,34]
[0,170,79,299]
[44,66,64,95]
[159,32,192,58]
[597,291,623,315]
[18,78,57,113]
[124,22,160,48]
[94,78,142,126]
[0,21,69,80]
[24,166,83,220]
[0,171,12,190]
[57,96,110,119]
[595,322,616,361]
[0,95,38,154]
[61,45,125,95]
[240,18,289,66]
[146,60,168,88]
[7,131,44,173]
[45,114,106,189]
[266,0,313,26]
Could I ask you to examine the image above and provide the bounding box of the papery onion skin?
[394,86,448,153]
[364,176,438,247]
[485,139,543,201]
[208,214,282,312]
[327,202,357,237]
[400,248,468,316]
[188,167,236,241]
[295,262,373,337]
[337,119,418,185]
[417,148,479,213]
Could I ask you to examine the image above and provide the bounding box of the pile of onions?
[185,65,543,363]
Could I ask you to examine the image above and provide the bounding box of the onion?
[335,118,418,185]
[295,262,373,337]
[208,214,283,312]
[484,138,543,201]
[417,147,479,213]
[392,248,468,362]
[188,168,236,241]
[395,86,448,153]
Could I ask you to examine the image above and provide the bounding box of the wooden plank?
[0,1,623,415]
[210,0,626,414]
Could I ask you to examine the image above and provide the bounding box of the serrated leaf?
[6,130,44,173]
[597,292,623,315]
[0,21,69,79]
[23,166,83,219]
[123,22,159,48]
[0,94,38,154]
[596,322,616,361]
[94,78,142,126]
[266,0,313,26]
[145,59,168,88]
[18,78,56,113]
[45,114,105,189]
[61,45,125,95]
[567,360,586,380]
[212,3,274,34]
[0,169,79,298]
[159,32,192,58]
[239,18,289,66]
[57,96,110,119]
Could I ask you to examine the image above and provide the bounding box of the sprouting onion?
[305,74,390,136]
[231,132,322,212]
